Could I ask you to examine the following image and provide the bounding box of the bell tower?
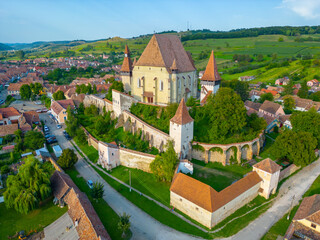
[120,45,133,93]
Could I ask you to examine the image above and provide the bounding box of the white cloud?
[282,0,320,19]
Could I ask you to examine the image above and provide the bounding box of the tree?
[118,213,131,238]
[310,91,320,102]
[298,80,308,99]
[257,54,264,62]
[273,130,317,167]
[65,106,78,137]
[84,104,99,116]
[4,157,51,214]
[222,80,249,101]
[78,102,85,114]
[283,80,294,95]
[278,37,284,42]
[150,141,178,182]
[95,116,108,136]
[283,95,295,112]
[93,84,97,94]
[106,81,124,101]
[87,83,92,94]
[91,181,104,199]
[16,50,25,60]
[76,85,81,94]
[259,93,274,103]
[24,131,45,150]
[57,148,78,169]
[52,90,66,101]
[75,128,87,145]
[186,96,197,107]
[290,108,320,147]
[207,87,247,140]
[247,113,267,132]
[20,84,31,100]
[1,165,10,175]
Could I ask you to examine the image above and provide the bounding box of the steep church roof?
[135,34,196,73]
[170,98,193,125]
[120,45,133,72]
[201,50,221,82]
[253,158,281,174]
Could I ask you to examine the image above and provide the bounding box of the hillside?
[0,43,12,51]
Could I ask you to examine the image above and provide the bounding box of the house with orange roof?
[0,107,21,125]
[200,50,221,102]
[51,99,75,124]
[261,88,281,99]
[120,35,197,105]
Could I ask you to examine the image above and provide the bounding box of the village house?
[51,99,75,124]
[0,107,21,125]
[249,89,262,102]
[18,111,40,132]
[259,100,285,118]
[261,88,281,99]
[284,194,320,240]
[200,51,221,103]
[307,79,319,87]
[279,115,292,129]
[291,95,320,112]
[275,77,290,86]
[120,34,197,105]
[7,82,24,96]
[170,158,281,228]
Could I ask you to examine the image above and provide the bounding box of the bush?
[57,149,78,169]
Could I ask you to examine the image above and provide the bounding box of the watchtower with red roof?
[169,98,194,159]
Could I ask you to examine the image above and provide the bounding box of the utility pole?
[287,195,295,220]
[129,170,131,192]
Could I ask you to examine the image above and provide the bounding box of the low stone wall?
[81,127,99,150]
[47,156,64,172]
[191,133,265,165]
[121,110,171,152]
[83,95,113,114]
[119,147,155,172]
[279,164,300,182]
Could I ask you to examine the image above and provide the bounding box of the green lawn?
[65,167,131,240]
[191,165,240,192]
[191,159,252,177]
[92,165,211,239]
[73,138,99,163]
[0,198,67,239]
[108,165,171,206]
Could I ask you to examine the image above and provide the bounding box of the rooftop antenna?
[187,21,189,31]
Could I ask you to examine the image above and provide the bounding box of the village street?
[41,112,320,240]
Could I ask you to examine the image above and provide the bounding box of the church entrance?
[143,91,154,104]
[147,97,153,103]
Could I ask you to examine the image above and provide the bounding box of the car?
[87,180,93,189]
[46,137,57,144]
[56,124,62,129]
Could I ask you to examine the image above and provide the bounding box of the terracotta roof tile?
[294,194,320,222]
[201,51,221,82]
[259,100,282,115]
[0,107,21,118]
[120,45,133,72]
[135,34,195,73]
[0,124,18,136]
[170,98,193,125]
[253,158,281,174]
[170,172,262,212]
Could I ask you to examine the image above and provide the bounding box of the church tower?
[120,45,133,93]
[200,50,221,102]
[169,98,194,159]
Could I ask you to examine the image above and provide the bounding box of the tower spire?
[201,50,221,82]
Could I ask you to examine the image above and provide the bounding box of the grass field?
[0,198,67,239]
[65,167,131,240]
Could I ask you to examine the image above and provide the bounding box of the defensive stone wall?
[279,164,300,182]
[83,95,113,114]
[81,127,99,150]
[121,110,171,152]
[119,147,155,172]
[191,133,265,165]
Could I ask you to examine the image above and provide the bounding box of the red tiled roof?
[0,107,21,118]
[170,98,193,125]
[120,45,133,72]
[201,50,221,82]
[253,158,281,174]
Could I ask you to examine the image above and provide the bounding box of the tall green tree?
[65,106,78,137]
[283,95,295,112]
[207,87,247,140]
[298,80,309,99]
[106,81,124,101]
[283,80,294,95]
[310,91,320,102]
[20,84,31,100]
[90,181,104,199]
[273,130,317,167]
[57,148,78,169]
[290,108,320,147]
[4,157,51,214]
[52,90,66,100]
[118,213,131,238]
[259,93,274,103]
[222,80,249,101]
[24,131,45,150]
[150,141,178,182]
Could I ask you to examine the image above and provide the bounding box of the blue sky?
[1,0,320,43]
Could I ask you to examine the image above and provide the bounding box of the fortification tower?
[200,50,221,102]
[169,99,194,159]
[120,45,133,93]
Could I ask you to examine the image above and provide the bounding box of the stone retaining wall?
[279,164,300,182]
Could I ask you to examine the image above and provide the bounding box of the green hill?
[0,43,12,51]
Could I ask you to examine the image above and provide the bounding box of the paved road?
[226,159,320,240]
[41,112,320,240]
[39,113,201,240]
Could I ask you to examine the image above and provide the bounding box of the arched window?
[159,80,163,91]
[137,78,141,88]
